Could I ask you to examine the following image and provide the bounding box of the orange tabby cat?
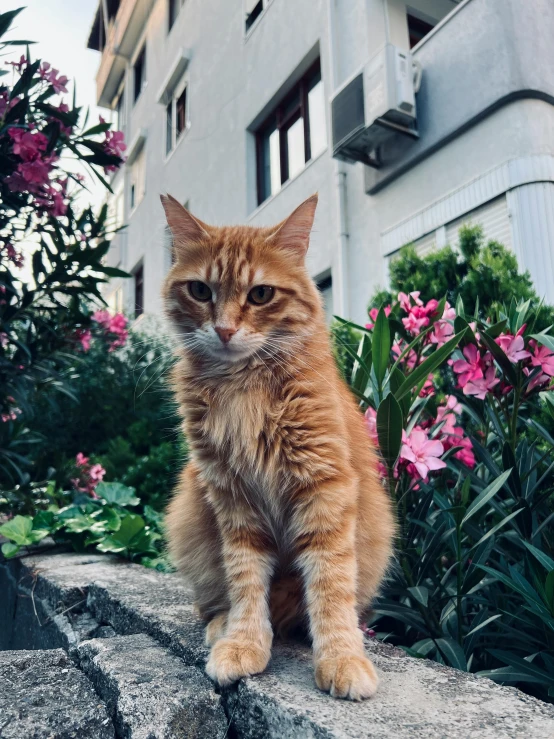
[162,193,395,700]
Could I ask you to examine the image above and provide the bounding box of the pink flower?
[496,333,531,364]
[366,305,391,330]
[89,463,106,483]
[398,291,423,312]
[75,452,89,467]
[391,341,418,370]
[400,428,446,481]
[8,128,48,161]
[75,328,92,352]
[529,341,554,377]
[402,310,429,335]
[47,68,69,94]
[452,344,483,388]
[419,376,435,398]
[7,55,28,73]
[92,310,111,329]
[364,406,378,445]
[442,301,456,321]
[464,366,500,399]
[431,320,454,348]
[0,332,8,349]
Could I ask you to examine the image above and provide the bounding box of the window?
[256,60,327,205]
[134,265,144,318]
[133,45,146,103]
[317,274,333,325]
[130,146,146,210]
[407,14,435,48]
[168,0,184,31]
[165,84,188,155]
[245,0,272,32]
[114,87,125,132]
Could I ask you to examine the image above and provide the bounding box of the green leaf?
[407,586,429,607]
[0,515,33,545]
[376,394,403,470]
[372,307,391,390]
[530,333,554,354]
[465,613,501,638]
[96,482,140,507]
[522,541,554,572]
[351,333,372,394]
[393,330,466,402]
[1,542,21,558]
[488,650,554,684]
[461,469,512,524]
[96,514,145,553]
[0,7,24,38]
[540,392,554,421]
[435,638,467,671]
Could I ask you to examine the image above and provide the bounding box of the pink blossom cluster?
[99,116,127,173]
[71,452,106,497]
[38,62,68,94]
[74,328,92,352]
[5,127,68,217]
[0,89,19,120]
[452,329,554,397]
[1,396,21,424]
[92,310,129,351]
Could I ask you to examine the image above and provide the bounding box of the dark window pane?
[130,183,136,209]
[134,46,146,103]
[176,87,187,137]
[166,101,173,155]
[168,0,179,30]
[245,1,263,31]
[259,122,280,203]
[115,87,125,131]
[134,265,144,318]
[407,14,435,48]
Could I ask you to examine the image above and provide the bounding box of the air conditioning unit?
[331,44,421,167]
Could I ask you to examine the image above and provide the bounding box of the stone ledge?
[0,648,114,739]
[2,550,554,738]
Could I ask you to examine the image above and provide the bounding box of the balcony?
[87,0,155,108]
[364,0,554,194]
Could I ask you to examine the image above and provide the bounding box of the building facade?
[87,0,554,325]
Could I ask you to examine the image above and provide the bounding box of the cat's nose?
[215,326,237,344]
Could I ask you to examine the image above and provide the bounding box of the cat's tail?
[269,575,307,637]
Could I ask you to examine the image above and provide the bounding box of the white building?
[87,0,554,325]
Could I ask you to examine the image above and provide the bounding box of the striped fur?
[162,194,395,700]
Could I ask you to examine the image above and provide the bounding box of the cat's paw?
[205,612,228,647]
[315,654,379,700]
[206,637,271,686]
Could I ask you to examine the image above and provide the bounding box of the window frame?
[165,79,189,157]
[133,44,147,104]
[255,59,324,206]
[245,0,271,33]
[130,145,146,213]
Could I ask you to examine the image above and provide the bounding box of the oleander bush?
[334,291,554,703]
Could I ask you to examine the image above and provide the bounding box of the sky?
[3,0,108,209]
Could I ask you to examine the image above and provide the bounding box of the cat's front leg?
[296,486,379,700]
[205,507,274,686]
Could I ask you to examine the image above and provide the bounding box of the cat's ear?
[160,194,210,245]
[266,193,318,259]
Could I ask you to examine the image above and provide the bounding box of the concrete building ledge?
[2,550,554,738]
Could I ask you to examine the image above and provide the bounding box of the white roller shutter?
[445,196,512,251]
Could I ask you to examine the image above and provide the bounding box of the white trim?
[156,48,191,105]
[380,155,554,255]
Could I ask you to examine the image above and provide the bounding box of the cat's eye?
[248,285,274,305]
[188,281,212,302]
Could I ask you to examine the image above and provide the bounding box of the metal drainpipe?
[326,0,350,320]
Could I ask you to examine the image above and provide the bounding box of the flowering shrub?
[0,8,127,488]
[335,293,554,702]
